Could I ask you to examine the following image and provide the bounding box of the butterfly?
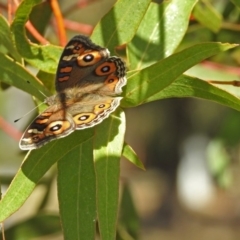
[19,35,126,150]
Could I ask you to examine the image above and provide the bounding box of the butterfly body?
[20,35,126,150]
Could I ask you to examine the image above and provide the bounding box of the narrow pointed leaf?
[11,0,62,73]
[193,1,222,33]
[127,0,197,70]
[58,136,96,240]
[122,42,238,107]
[0,15,21,61]
[94,110,126,240]
[122,143,145,170]
[0,130,93,222]
[0,53,50,100]
[91,0,151,52]
[151,74,240,111]
[118,184,139,240]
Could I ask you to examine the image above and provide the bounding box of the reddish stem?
[0,116,22,141]
[50,0,66,46]
[64,19,93,35]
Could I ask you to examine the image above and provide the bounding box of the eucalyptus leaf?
[0,130,93,222]
[0,53,50,100]
[193,0,222,33]
[122,143,145,170]
[127,0,197,70]
[91,0,151,53]
[0,15,21,61]
[11,0,62,73]
[58,135,96,240]
[122,42,237,107]
[94,109,126,240]
[151,74,240,111]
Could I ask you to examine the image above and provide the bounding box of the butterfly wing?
[19,105,75,150]
[65,94,122,129]
[55,35,126,95]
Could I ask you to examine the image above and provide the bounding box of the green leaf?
[91,0,151,52]
[0,15,21,61]
[122,143,145,170]
[206,139,231,188]
[10,0,62,73]
[0,130,93,222]
[28,1,52,42]
[193,0,222,33]
[231,0,240,8]
[150,74,240,111]
[127,0,197,70]
[37,70,55,93]
[0,53,50,100]
[94,109,126,240]
[4,214,61,239]
[122,42,238,107]
[118,184,139,240]
[58,135,96,240]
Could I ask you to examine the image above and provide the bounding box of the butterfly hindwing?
[20,105,75,149]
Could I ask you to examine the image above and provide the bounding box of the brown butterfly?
[19,35,126,150]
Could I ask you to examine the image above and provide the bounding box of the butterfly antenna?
[26,80,49,98]
[39,90,48,98]
[14,102,45,123]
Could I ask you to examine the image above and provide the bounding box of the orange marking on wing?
[60,66,73,73]
[41,112,52,117]
[36,118,49,124]
[58,76,69,82]
[104,75,119,90]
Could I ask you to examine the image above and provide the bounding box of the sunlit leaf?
[150,74,240,111]
[0,53,50,100]
[122,143,145,170]
[91,0,151,52]
[127,0,197,70]
[94,109,126,240]
[122,42,238,107]
[0,130,93,222]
